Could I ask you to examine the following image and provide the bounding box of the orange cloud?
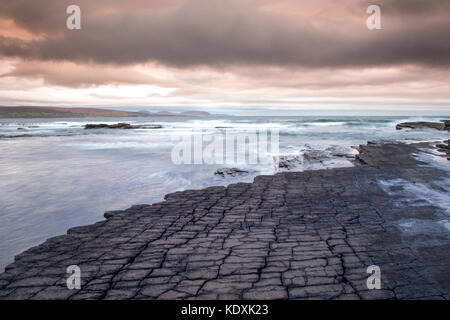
[0,18,44,41]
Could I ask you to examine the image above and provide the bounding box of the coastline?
[0,106,212,119]
[0,141,449,300]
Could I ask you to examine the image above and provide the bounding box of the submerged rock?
[84,123,162,129]
[436,143,450,150]
[0,134,32,139]
[279,147,354,170]
[303,150,327,162]
[395,121,449,131]
[436,140,450,160]
[278,155,302,169]
[214,168,249,177]
[137,124,163,129]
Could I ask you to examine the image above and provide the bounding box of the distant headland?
[0,106,210,119]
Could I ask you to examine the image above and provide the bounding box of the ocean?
[0,114,449,270]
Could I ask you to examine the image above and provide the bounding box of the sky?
[0,0,449,111]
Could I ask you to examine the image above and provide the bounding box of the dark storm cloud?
[375,0,450,15]
[0,0,449,68]
[0,0,181,33]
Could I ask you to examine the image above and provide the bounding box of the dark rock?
[436,144,449,150]
[214,168,249,177]
[104,210,123,219]
[332,153,347,158]
[396,121,447,131]
[85,123,128,129]
[84,123,162,129]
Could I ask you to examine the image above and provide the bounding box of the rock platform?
[0,142,449,300]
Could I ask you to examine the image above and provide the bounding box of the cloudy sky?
[0,0,449,110]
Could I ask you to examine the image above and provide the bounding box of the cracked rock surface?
[0,142,449,300]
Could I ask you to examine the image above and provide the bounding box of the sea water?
[0,114,449,270]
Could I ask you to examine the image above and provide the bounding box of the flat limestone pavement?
[0,142,449,300]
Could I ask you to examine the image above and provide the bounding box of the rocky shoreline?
[0,141,449,300]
